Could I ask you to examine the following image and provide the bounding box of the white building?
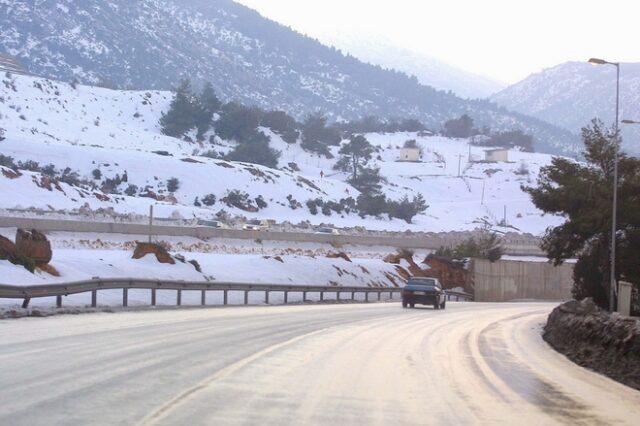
[485,148,509,162]
[398,147,421,162]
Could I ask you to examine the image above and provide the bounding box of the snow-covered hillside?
[0,74,564,235]
[492,61,640,154]
[0,0,577,154]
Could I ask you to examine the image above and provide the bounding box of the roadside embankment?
[543,298,640,390]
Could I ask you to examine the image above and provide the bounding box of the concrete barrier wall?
[0,216,544,255]
[474,258,574,302]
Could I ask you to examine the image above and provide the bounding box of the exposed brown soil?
[16,229,52,264]
[132,242,175,264]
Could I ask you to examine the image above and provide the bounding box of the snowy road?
[1,303,639,425]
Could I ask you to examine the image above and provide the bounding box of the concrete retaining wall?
[0,216,544,255]
[474,258,573,302]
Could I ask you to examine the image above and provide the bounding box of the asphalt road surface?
[1,302,638,425]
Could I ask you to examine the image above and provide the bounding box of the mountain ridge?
[492,61,640,153]
[1,0,577,154]
[319,34,505,99]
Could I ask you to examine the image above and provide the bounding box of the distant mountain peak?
[318,34,506,99]
[492,61,640,153]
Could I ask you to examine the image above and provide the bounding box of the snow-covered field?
[0,73,565,234]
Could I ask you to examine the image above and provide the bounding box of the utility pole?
[148,204,154,243]
[457,154,463,177]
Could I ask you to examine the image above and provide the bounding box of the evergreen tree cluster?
[435,228,504,262]
[356,192,428,224]
[225,131,280,169]
[484,130,534,152]
[443,114,535,152]
[300,113,341,157]
[160,80,221,139]
[329,133,428,223]
[337,116,427,135]
[524,119,640,312]
[443,114,475,138]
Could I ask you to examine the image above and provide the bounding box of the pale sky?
[236,0,640,84]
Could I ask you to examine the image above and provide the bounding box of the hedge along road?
[1,303,638,425]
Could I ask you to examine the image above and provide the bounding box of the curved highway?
[0,302,638,425]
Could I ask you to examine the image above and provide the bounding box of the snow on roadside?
[0,236,406,308]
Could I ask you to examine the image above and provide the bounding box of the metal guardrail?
[0,278,474,308]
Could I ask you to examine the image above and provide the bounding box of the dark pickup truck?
[401,277,446,309]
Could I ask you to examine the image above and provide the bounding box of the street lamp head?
[622,119,640,125]
[588,58,607,65]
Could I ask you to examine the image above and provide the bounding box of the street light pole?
[588,58,620,312]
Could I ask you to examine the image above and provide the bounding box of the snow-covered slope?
[492,61,640,153]
[321,35,505,99]
[0,0,576,154]
[0,74,564,235]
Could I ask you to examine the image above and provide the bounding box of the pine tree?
[215,102,263,143]
[195,82,221,139]
[350,166,385,195]
[225,132,281,168]
[199,82,221,115]
[160,79,197,137]
[301,113,341,156]
[388,194,429,224]
[444,114,474,138]
[333,135,375,181]
[524,119,640,310]
[261,110,299,143]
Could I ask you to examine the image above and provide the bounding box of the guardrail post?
[389,291,393,300]
[265,291,270,304]
[320,291,324,301]
[244,290,249,305]
[365,292,369,303]
[337,291,340,301]
[303,291,307,302]
[177,289,182,306]
[284,291,288,304]
[223,290,228,305]
[378,291,381,301]
[151,288,156,306]
[56,295,62,308]
[351,291,355,301]
[123,288,128,307]
[22,297,30,309]
[91,290,97,307]
[201,290,206,306]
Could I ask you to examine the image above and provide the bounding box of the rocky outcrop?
[132,242,175,264]
[327,252,351,262]
[1,168,21,179]
[15,229,52,265]
[383,251,473,291]
[0,235,17,261]
[544,299,640,390]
